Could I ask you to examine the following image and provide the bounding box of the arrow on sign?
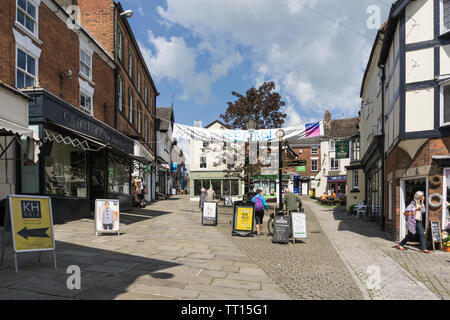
[17,227,49,240]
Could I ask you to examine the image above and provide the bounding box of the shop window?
[16,47,36,88]
[16,0,37,35]
[45,135,87,198]
[200,156,207,169]
[231,180,239,196]
[80,48,92,80]
[194,180,201,196]
[443,0,450,34]
[80,90,92,114]
[108,154,130,194]
[211,180,221,197]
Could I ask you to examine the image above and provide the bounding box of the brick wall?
[284,146,321,177]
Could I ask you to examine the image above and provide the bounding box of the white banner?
[172,121,324,142]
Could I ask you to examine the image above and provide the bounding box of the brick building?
[75,0,159,202]
[0,0,153,221]
[285,137,321,197]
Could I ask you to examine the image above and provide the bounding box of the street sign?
[296,166,306,172]
[284,159,307,167]
[95,199,120,236]
[335,141,349,159]
[202,201,218,226]
[291,212,307,241]
[232,201,255,237]
[1,195,56,272]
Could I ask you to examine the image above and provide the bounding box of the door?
[302,182,308,195]
[400,177,428,240]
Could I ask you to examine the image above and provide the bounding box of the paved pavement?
[0,195,289,300]
[302,198,444,300]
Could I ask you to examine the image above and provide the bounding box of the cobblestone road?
[216,201,364,300]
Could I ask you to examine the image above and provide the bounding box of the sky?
[120,0,393,166]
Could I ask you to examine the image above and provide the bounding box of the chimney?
[194,120,202,127]
[324,110,331,122]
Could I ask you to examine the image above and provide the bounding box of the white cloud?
[154,0,390,120]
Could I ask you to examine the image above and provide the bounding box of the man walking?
[283,187,302,213]
[102,201,115,230]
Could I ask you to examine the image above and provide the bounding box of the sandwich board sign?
[202,201,218,226]
[1,195,56,272]
[291,212,307,243]
[232,201,255,237]
[95,199,120,236]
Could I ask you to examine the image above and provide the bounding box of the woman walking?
[396,191,431,253]
[252,189,269,236]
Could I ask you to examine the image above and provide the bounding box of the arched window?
[128,89,134,125]
[118,74,124,112]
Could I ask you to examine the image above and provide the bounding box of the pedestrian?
[199,188,206,211]
[252,189,268,235]
[283,187,302,213]
[205,187,215,201]
[247,187,257,203]
[396,191,431,253]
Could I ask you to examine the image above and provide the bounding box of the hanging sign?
[335,141,349,159]
[232,201,255,237]
[1,195,57,272]
[95,199,120,236]
[291,212,307,240]
[202,201,218,226]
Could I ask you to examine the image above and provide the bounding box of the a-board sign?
[429,220,442,251]
[95,199,120,236]
[272,215,290,243]
[232,201,255,237]
[291,212,307,239]
[202,201,217,226]
[8,195,55,252]
[224,196,233,207]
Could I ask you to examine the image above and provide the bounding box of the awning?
[44,129,106,152]
[0,117,36,140]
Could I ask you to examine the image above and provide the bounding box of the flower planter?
[445,246,450,253]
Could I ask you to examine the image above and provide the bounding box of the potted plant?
[442,231,450,252]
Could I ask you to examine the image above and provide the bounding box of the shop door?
[302,182,309,195]
[400,178,428,240]
[89,150,106,203]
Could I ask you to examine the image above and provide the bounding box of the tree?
[220,81,287,130]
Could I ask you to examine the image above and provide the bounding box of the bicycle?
[267,205,303,237]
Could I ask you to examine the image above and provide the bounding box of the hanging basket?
[428,193,443,209]
[429,175,442,187]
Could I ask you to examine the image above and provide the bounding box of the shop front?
[327,176,346,195]
[253,174,291,199]
[24,89,136,223]
[133,140,154,202]
[190,171,243,200]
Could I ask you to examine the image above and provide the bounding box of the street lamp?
[276,129,285,210]
[247,120,256,200]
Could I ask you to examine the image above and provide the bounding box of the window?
[443,0,450,33]
[330,158,340,171]
[442,82,450,125]
[117,75,124,112]
[353,171,359,189]
[311,159,318,172]
[80,90,92,114]
[329,140,335,152]
[16,47,36,88]
[80,49,92,79]
[108,154,130,195]
[16,0,37,35]
[137,67,142,94]
[200,156,207,169]
[129,89,134,125]
[203,141,210,148]
[137,103,142,134]
[117,27,124,61]
[45,130,87,198]
[144,84,149,106]
[128,48,134,80]
[145,116,149,142]
[311,147,318,155]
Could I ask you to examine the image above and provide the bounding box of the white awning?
[0,117,35,140]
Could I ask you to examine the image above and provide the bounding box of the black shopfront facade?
[23,90,135,223]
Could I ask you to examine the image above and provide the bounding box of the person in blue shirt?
[252,189,269,235]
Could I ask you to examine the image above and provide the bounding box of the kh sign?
[8,196,55,252]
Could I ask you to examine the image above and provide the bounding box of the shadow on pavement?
[0,238,180,300]
[119,209,173,225]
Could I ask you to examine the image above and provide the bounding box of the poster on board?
[95,199,120,235]
[202,201,217,225]
[232,201,255,237]
[291,212,307,239]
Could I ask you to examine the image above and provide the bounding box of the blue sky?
[122,0,392,128]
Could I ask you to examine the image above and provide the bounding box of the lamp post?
[247,120,256,200]
[276,129,285,210]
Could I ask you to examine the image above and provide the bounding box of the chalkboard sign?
[272,215,290,244]
[429,220,442,251]
[202,202,217,226]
